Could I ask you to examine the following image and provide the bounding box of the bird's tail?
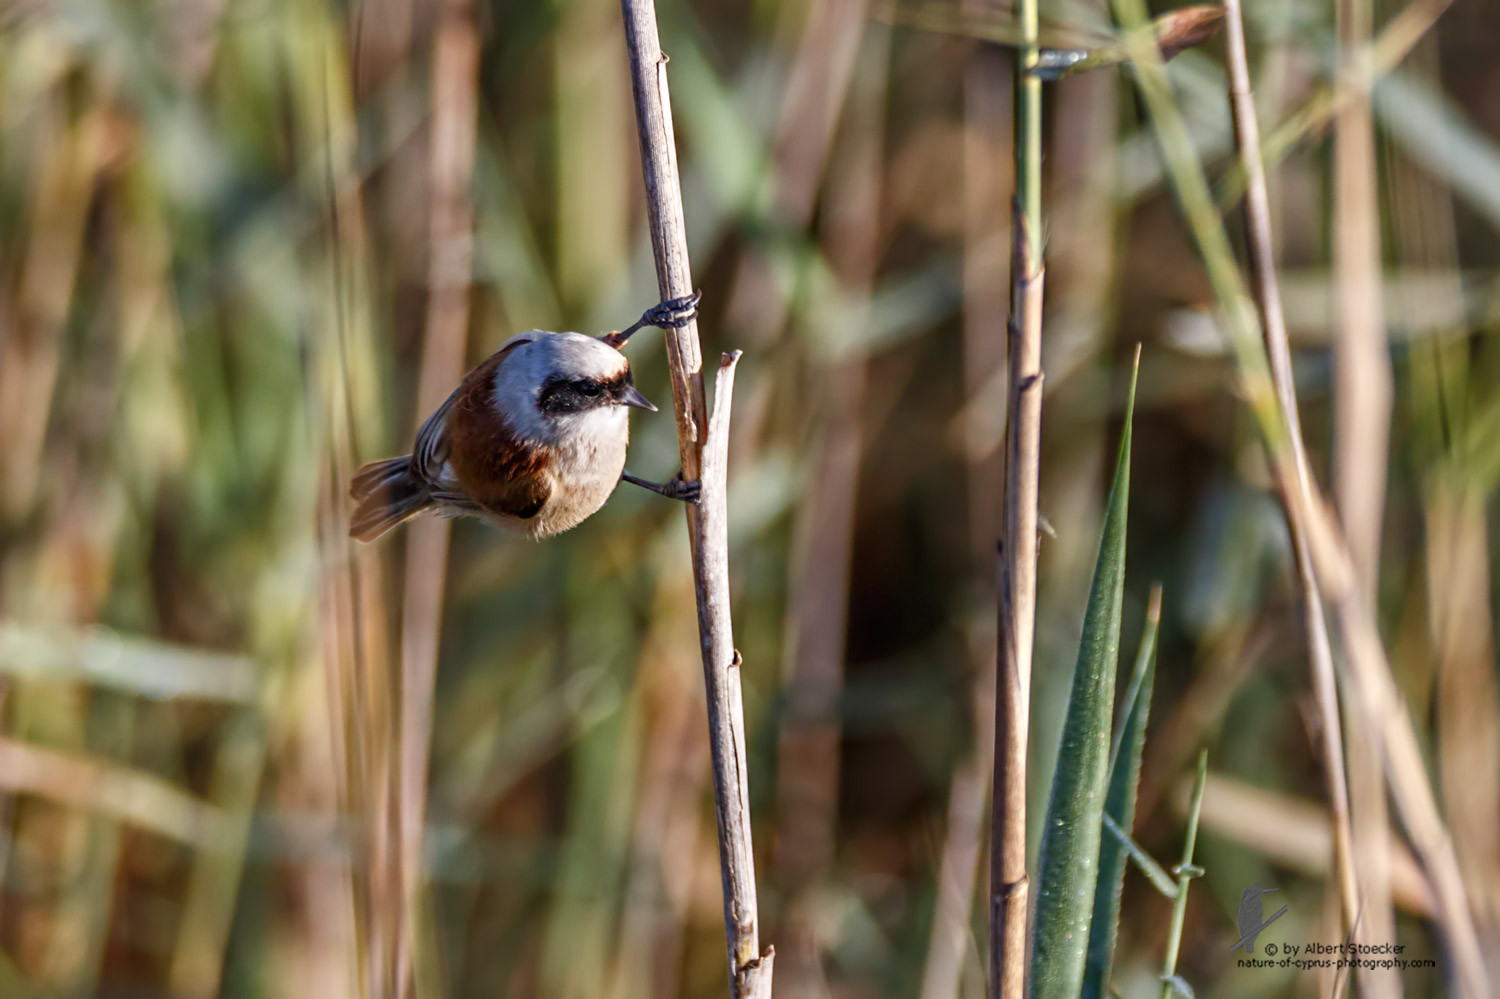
[349,456,433,542]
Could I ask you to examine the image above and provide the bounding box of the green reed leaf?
[1082,585,1162,998]
[1029,349,1139,999]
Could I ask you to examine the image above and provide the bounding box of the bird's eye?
[576,380,601,396]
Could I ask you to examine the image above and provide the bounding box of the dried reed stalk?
[1298,505,1490,998]
[1217,2,1488,993]
[315,277,397,999]
[1220,0,1361,942]
[396,0,480,996]
[992,0,1044,991]
[1391,103,1500,926]
[618,3,772,996]
[1220,0,1453,206]
[1330,0,1399,990]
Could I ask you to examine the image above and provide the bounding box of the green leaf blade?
[1029,352,1140,999]
[1082,586,1162,999]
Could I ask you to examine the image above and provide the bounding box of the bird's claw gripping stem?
[641,290,702,330]
[622,470,701,505]
[605,290,703,347]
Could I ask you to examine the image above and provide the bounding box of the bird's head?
[494,331,656,445]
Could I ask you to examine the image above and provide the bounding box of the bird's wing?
[467,465,552,521]
[411,332,539,488]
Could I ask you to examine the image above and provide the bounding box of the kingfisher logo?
[1229,885,1288,954]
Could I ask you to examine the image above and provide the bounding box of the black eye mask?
[538,371,655,414]
[537,376,604,414]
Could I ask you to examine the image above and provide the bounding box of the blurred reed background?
[0,0,1498,996]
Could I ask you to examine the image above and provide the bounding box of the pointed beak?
[619,384,658,412]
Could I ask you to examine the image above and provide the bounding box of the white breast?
[532,407,630,536]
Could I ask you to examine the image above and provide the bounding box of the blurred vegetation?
[1,0,1498,997]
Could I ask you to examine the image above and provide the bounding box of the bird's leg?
[621,470,701,504]
[603,290,702,347]
[639,290,702,329]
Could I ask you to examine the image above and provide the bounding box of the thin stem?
[397,2,480,996]
[991,0,1044,993]
[1017,1,1042,254]
[1220,0,1361,945]
[1329,0,1400,990]
[1114,0,1490,992]
[617,4,772,997]
[1159,753,1208,998]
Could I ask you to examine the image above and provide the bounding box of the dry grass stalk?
[1330,0,1399,991]
[1382,34,1500,933]
[1333,0,1393,598]
[1222,0,1454,206]
[308,42,401,999]
[1300,496,1492,999]
[315,450,395,999]
[1220,0,1361,944]
[619,2,772,995]
[992,226,1042,999]
[1426,477,1500,926]
[990,7,1045,999]
[1216,15,1490,994]
[396,0,481,995]
[993,101,1044,999]
[1130,0,1489,991]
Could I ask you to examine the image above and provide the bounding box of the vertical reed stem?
[397,0,480,995]
[991,2,1044,995]
[618,3,772,996]
[1330,0,1400,984]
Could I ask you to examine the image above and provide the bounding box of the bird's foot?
[603,291,703,348]
[622,470,701,505]
[640,290,702,330]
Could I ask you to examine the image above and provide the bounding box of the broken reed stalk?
[1220,0,1361,941]
[617,2,773,996]
[991,0,1043,996]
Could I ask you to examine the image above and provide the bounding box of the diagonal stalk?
[1112,0,1489,991]
[1220,0,1361,950]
